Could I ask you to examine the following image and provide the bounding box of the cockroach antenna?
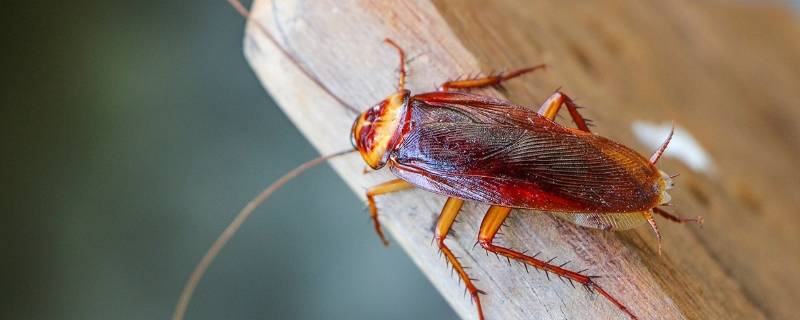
[649,121,675,164]
[226,0,361,114]
[171,148,355,320]
[171,10,364,320]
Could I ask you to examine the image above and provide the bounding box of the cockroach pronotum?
[173,2,704,320]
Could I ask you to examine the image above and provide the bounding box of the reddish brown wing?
[388,92,661,213]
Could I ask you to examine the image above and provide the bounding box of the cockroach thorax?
[351,90,411,169]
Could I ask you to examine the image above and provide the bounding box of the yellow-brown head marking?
[351,90,410,169]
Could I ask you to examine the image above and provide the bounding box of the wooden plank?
[243,0,799,319]
[432,1,800,319]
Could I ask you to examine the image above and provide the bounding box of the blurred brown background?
[2,1,452,319]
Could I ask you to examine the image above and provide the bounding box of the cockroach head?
[351,90,411,169]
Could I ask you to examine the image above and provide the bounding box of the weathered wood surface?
[243,0,800,319]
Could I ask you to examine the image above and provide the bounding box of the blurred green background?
[3,1,454,319]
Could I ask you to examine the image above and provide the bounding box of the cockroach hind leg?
[654,207,703,227]
[477,206,638,319]
[644,211,663,255]
[435,198,486,320]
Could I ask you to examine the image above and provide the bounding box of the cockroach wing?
[390,96,662,213]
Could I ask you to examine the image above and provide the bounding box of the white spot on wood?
[632,121,716,175]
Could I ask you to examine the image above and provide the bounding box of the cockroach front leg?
[537,91,592,132]
[365,179,414,246]
[434,197,486,320]
[438,65,546,92]
[477,206,638,320]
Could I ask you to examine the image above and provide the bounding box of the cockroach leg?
[438,64,546,92]
[434,197,485,320]
[383,38,407,91]
[654,207,703,225]
[537,91,592,132]
[478,206,638,320]
[365,179,414,246]
[644,211,663,255]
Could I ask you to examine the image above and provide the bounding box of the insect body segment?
[373,89,646,319]
[389,92,665,213]
[351,90,410,169]
[352,40,701,320]
[179,6,701,320]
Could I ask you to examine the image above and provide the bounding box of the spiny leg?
[383,38,407,91]
[439,64,546,92]
[477,206,638,320]
[643,211,663,255]
[434,197,486,320]
[366,179,414,246]
[654,207,703,225]
[647,208,704,255]
[537,91,592,132]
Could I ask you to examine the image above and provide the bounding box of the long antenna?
[172,148,356,320]
[228,0,360,114]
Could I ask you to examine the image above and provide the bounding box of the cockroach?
[173,1,704,320]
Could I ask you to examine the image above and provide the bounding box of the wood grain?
[243,0,800,319]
